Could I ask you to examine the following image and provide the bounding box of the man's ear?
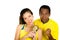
[39,13,40,16]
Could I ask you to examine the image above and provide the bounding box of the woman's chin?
[29,22,33,25]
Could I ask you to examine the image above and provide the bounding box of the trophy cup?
[33,25,39,32]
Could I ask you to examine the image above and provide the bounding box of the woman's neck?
[25,24,33,32]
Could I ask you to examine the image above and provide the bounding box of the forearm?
[48,34,55,40]
[38,29,42,40]
[14,34,20,40]
[14,38,19,40]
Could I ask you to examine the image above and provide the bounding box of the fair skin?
[14,12,42,40]
[14,25,22,40]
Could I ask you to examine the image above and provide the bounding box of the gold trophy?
[33,25,39,32]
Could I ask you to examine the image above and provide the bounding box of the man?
[34,5,58,40]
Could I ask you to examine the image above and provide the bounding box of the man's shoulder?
[49,19,58,25]
[34,18,40,22]
[34,18,41,25]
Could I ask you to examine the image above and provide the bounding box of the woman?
[14,8,42,40]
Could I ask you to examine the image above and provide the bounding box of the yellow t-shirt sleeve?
[52,23,58,40]
[33,19,39,26]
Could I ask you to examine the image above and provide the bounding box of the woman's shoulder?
[16,24,24,30]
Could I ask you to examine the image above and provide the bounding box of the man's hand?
[45,28,51,37]
[45,28,55,40]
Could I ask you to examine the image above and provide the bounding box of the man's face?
[39,8,50,23]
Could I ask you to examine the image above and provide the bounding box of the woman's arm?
[14,25,36,40]
[38,29,42,40]
[14,25,21,40]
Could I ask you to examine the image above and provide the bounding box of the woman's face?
[23,12,33,25]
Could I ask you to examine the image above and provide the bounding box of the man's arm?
[45,29,56,40]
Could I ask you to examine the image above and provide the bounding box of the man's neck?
[41,18,49,24]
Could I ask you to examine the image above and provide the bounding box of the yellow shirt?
[34,19,58,40]
[20,25,38,40]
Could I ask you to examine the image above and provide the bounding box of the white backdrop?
[0,0,60,40]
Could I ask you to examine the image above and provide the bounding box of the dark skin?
[45,29,55,40]
[39,8,55,40]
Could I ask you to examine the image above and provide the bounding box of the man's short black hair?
[39,5,51,14]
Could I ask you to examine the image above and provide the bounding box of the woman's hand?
[27,31,36,38]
